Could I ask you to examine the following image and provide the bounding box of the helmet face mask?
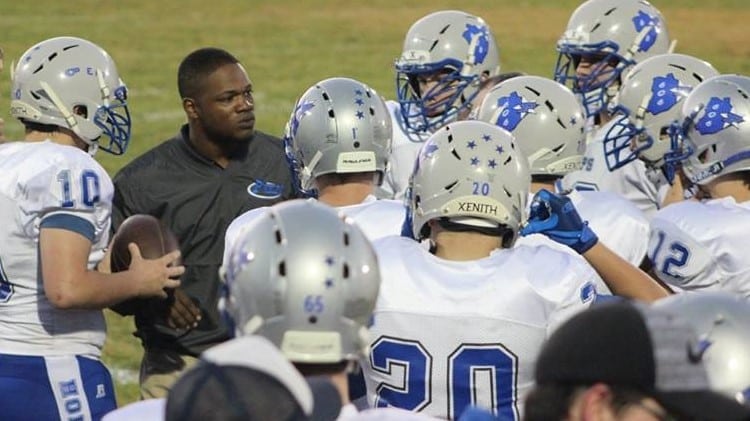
[553,0,670,118]
[10,36,132,155]
[407,120,530,243]
[675,76,750,186]
[221,200,380,363]
[475,75,586,177]
[604,54,719,177]
[396,10,501,133]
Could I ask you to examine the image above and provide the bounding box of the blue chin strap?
[94,86,132,155]
[554,42,630,118]
[396,58,477,133]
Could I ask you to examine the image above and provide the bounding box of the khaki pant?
[139,348,199,399]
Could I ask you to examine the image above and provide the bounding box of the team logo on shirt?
[247,179,283,199]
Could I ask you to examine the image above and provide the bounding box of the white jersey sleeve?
[560,119,670,219]
[0,141,112,357]
[377,101,430,200]
[648,198,750,298]
[362,237,602,420]
[569,190,650,266]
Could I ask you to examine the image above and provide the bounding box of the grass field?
[2,0,749,406]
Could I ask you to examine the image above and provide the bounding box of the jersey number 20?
[370,336,519,420]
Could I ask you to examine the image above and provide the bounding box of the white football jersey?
[0,141,112,357]
[223,195,405,269]
[363,236,605,420]
[560,119,670,219]
[648,198,750,298]
[377,101,431,200]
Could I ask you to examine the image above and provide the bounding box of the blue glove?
[520,189,598,254]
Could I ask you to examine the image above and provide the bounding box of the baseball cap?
[165,335,342,421]
[535,301,750,421]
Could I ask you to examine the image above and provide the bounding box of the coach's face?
[191,62,256,145]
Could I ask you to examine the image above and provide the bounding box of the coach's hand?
[520,189,598,254]
[163,288,202,330]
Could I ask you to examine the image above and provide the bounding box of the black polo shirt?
[111,124,294,355]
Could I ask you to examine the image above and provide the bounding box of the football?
[110,214,180,272]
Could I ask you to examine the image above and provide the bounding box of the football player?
[223,77,404,268]
[0,37,182,419]
[555,0,673,219]
[602,53,719,207]
[647,75,750,298]
[474,75,650,266]
[378,10,501,200]
[363,120,616,420]
[221,199,381,418]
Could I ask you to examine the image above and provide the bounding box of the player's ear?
[183,97,198,120]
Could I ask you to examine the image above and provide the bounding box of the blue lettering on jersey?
[647,73,689,115]
[495,92,538,131]
[462,24,490,64]
[696,97,744,135]
[632,11,660,52]
[247,179,283,200]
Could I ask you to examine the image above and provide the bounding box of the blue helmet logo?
[647,73,690,115]
[632,11,660,52]
[495,92,538,131]
[290,101,315,138]
[462,23,490,64]
[696,97,744,135]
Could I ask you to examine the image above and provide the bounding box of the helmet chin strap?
[39,80,99,155]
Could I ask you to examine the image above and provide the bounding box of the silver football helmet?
[285,77,392,196]
[474,75,586,176]
[221,199,380,364]
[604,54,719,175]
[408,120,530,243]
[654,291,750,404]
[554,0,670,118]
[396,10,501,133]
[10,36,131,155]
[677,75,750,185]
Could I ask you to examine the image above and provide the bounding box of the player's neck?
[707,177,750,203]
[329,371,351,406]
[25,129,85,150]
[316,173,376,207]
[531,180,556,194]
[431,230,502,261]
[596,110,612,126]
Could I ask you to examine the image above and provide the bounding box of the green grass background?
[2,0,748,405]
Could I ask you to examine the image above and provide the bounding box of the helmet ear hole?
[73,105,88,118]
